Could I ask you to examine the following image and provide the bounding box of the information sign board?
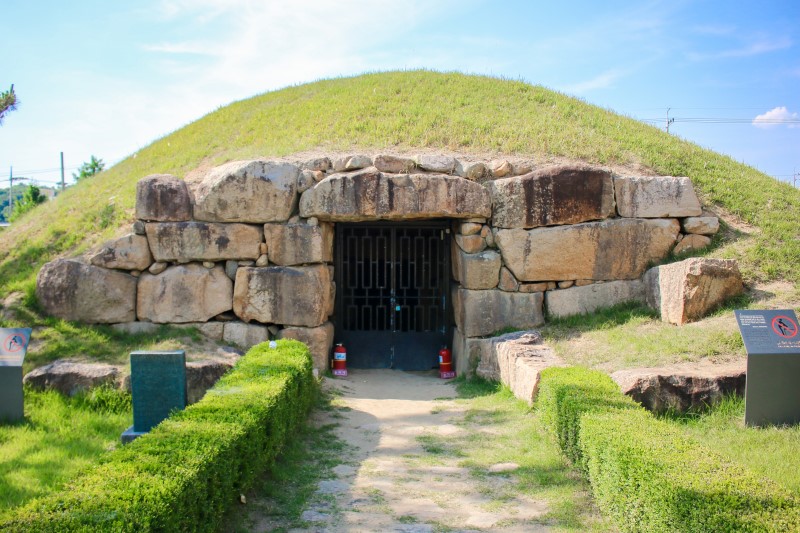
[0,327,31,423]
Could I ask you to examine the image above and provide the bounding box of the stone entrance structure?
[36,153,722,375]
[335,222,450,370]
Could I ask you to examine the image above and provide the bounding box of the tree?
[9,184,46,221]
[0,84,18,125]
[73,155,105,181]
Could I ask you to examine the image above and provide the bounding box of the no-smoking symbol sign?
[772,315,799,339]
[3,334,27,353]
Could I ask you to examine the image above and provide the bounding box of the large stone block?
[264,222,333,266]
[615,176,702,218]
[145,222,263,262]
[496,218,680,282]
[193,160,300,223]
[278,322,335,370]
[453,288,544,338]
[23,360,122,396]
[452,328,492,377]
[36,259,137,323]
[456,250,501,290]
[299,169,492,221]
[490,165,615,228]
[545,280,646,318]
[90,233,153,271]
[475,331,564,405]
[644,258,744,325]
[223,321,270,348]
[137,264,233,323]
[135,174,192,222]
[233,265,332,327]
[612,361,746,413]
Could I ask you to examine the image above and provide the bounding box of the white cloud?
[688,37,792,61]
[562,69,625,94]
[752,106,799,129]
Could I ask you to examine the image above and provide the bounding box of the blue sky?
[2,0,798,187]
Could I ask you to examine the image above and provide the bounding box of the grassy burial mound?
[0,70,798,307]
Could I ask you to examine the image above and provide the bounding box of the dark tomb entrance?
[335,222,451,370]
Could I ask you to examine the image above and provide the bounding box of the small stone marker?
[122,350,187,443]
[0,328,31,423]
[735,309,800,427]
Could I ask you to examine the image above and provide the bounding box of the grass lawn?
[0,387,131,519]
[665,396,800,496]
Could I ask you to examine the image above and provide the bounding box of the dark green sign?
[122,350,187,443]
[735,310,800,427]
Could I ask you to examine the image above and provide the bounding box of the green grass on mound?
[1,70,798,305]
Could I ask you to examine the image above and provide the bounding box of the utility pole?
[7,166,29,218]
[60,152,65,192]
[666,108,675,133]
[794,172,799,189]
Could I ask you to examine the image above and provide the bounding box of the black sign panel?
[735,310,800,355]
[736,309,800,427]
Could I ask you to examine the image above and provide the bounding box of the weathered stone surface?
[133,221,146,235]
[225,260,238,280]
[111,321,160,335]
[498,267,519,292]
[345,155,372,170]
[489,159,512,178]
[475,331,564,405]
[299,169,492,221]
[137,264,233,323]
[455,234,486,254]
[135,174,192,222]
[452,328,492,376]
[223,321,270,348]
[233,265,332,327]
[546,280,646,318]
[673,234,712,255]
[457,250,501,290]
[173,321,225,340]
[24,360,121,396]
[453,288,544,338]
[193,160,300,223]
[145,222,263,262]
[255,254,269,267]
[557,280,574,289]
[490,166,616,228]
[374,154,416,173]
[496,218,680,281]
[615,176,702,218]
[36,259,137,323]
[612,361,746,413]
[459,222,482,235]
[644,258,744,325]
[519,282,548,293]
[303,157,331,172]
[90,234,153,271]
[202,261,215,269]
[297,170,317,193]
[455,161,486,180]
[415,154,456,173]
[278,322,335,370]
[264,222,333,266]
[682,216,720,235]
[186,360,235,404]
[149,261,168,275]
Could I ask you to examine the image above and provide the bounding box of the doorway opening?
[334,222,451,370]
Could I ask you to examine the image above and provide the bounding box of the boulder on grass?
[186,360,235,404]
[644,258,744,325]
[612,361,746,413]
[23,360,122,396]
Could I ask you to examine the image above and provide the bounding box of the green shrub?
[536,366,800,531]
[581,410,800,532]
[1,339,315,532]
[536,366,642,470]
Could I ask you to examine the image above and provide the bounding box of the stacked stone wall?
[36,154,723,373]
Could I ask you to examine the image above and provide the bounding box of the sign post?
[735,309,800,427]
[121,350,187,444]
[0,328,32,423]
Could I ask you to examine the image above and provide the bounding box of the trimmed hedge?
[536,366,643,471]
[1,339,315,532]
[537,367,800,532]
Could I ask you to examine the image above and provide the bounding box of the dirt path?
[270,369,552,532]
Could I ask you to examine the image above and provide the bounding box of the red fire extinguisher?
[439,346,455,379]
[332,344,348,377]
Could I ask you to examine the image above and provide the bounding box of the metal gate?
[334,222,451,370]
